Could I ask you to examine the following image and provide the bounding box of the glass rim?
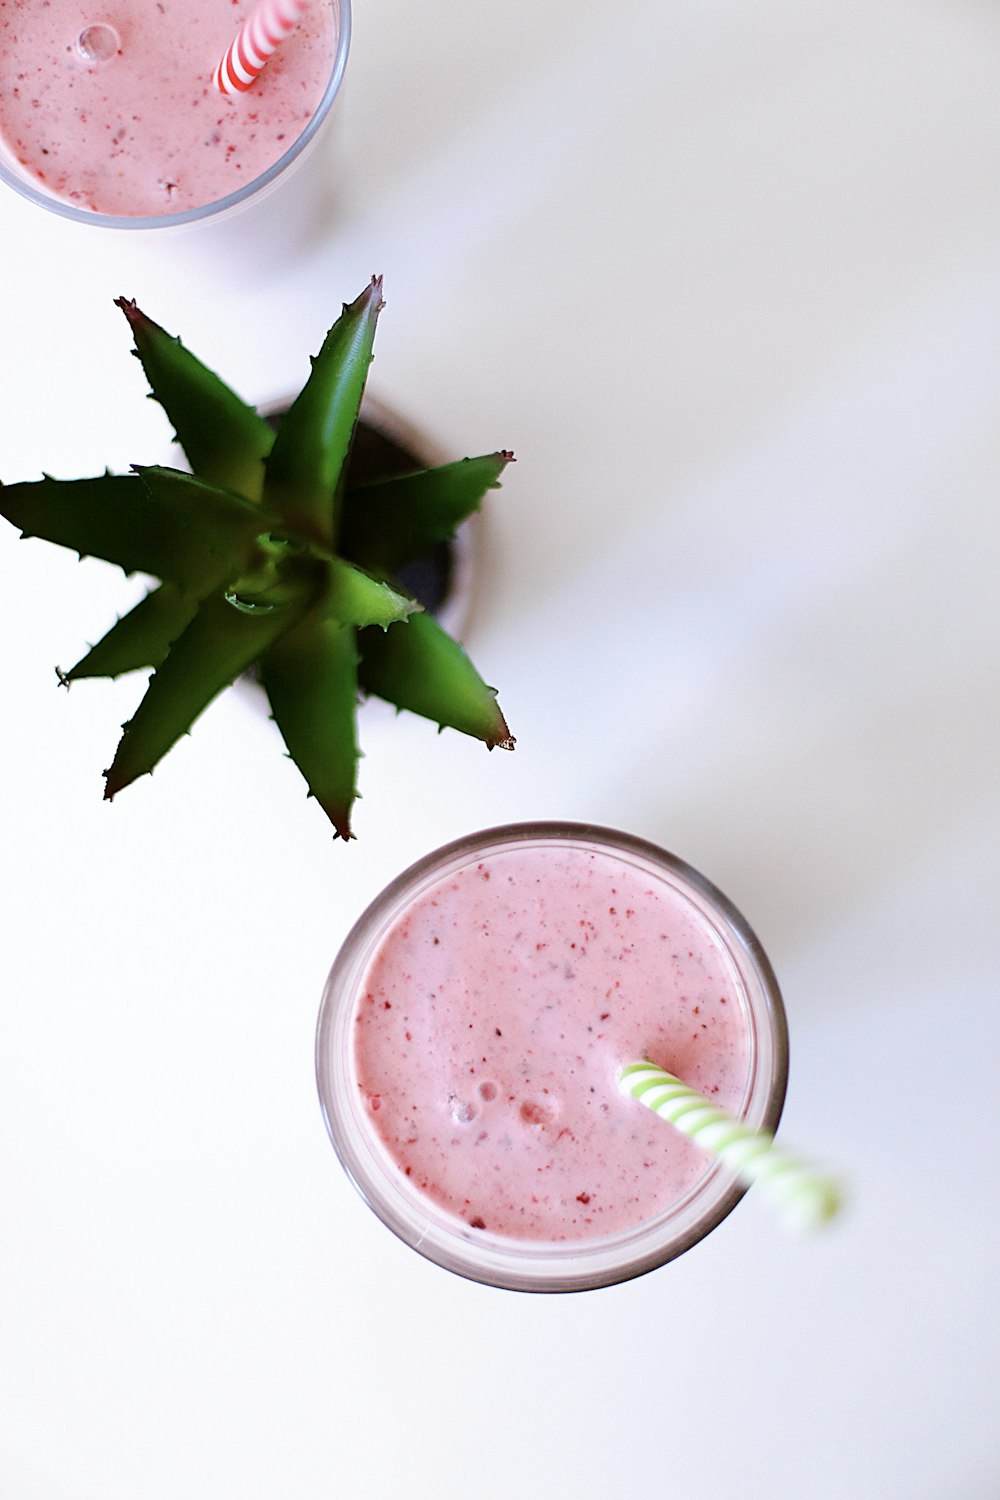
[316,821,790,1293]
[0,0,351,230]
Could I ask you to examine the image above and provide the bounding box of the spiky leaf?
[262,612,361,839]
[341,452,513,576]
[0,469,266,589]
[104,593,306,800]
[263,277,384,547]
[65,583,200,681]
[133,466,280,571]
[316,554,420,630]
[117,298,274,502]
[359,611,514,749]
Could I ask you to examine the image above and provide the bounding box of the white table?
[2,2,998,1494]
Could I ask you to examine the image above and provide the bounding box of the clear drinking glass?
[0,0,351,229]
[316,822,789,1293]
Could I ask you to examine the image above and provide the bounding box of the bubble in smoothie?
[76,24,120,64]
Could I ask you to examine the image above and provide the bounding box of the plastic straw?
[214,0,310,96]
[618,1060,842,1231]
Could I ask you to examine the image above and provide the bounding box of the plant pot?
[169,392,480,643]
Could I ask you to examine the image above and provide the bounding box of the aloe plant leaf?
[312,554,420,630]
[341,452,514,576]
[0,471,248,585]
[116,297,274,502]
[104,592,306,801]
[134,466,281,571]
[358,612,514,749]
[263,276,384,548]
[261,612,361,840]
[64,583,201,682]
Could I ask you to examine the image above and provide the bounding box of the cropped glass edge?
[0,0,351,229]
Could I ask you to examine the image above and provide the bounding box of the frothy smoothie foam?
[0,0,344,222]
[317,825,788,1291]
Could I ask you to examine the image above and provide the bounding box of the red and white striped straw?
[214,0,309,95]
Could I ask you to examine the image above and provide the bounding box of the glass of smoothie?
[0,0,350,228]
[316,822,789,1292]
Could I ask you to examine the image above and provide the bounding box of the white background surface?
[2,1,999,1495]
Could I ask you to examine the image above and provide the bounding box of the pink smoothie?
[351,840,754,1243]
[0,0,337,217]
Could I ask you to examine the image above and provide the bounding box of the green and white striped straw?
[618,1061,842,1232]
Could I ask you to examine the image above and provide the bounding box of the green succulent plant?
[0,278,515,839]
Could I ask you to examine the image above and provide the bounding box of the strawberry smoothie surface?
[0,0,337,217]
[350,839,758,1244]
